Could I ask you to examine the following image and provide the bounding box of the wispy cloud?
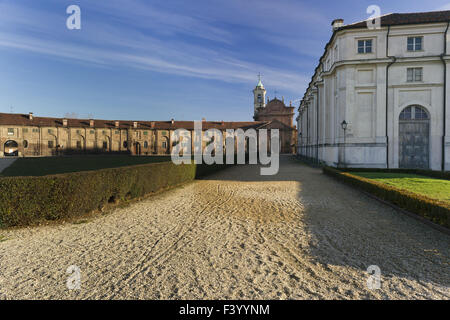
[437,3,450,10]
[0,0,312,94]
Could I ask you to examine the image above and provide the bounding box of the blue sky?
[1,0,450,121]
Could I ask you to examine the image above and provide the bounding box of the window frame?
[7,128,14,136]
[407,36,423,52]
[357,39,373,54]
[407,67,423,82]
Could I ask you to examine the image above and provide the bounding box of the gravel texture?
[0,156,449,299]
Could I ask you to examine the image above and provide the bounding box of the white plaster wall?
[298,22,449,170]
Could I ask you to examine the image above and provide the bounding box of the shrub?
[322,167,450,228]
[0,160,232,228]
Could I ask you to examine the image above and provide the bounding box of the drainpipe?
[386,25,396,169]
[440,21,450,171]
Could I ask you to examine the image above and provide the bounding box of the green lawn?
[351,172,450,203]
[1,155,171,177]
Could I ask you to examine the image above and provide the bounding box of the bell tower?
[253,74,266,115]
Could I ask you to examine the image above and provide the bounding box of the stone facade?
[253,79,297,154]
[0,113,283,157]
[297,10,450,171]
[0,77,298,157]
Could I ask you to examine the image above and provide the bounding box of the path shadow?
[200,155,450,291]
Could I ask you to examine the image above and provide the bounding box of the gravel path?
[0,156,449,299]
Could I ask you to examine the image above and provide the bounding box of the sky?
[1,0,450,122]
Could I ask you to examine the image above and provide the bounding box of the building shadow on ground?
[200,155,450,291]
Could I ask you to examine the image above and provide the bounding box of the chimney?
[151,121,155,128]
[332,19,344,31]
[202,118,206,122]
[133,121,138,128]
[89,119,94,127]
[115,121,120,128]
[171,119,175,125]
[63,118,68,127]
[29,112,33,120]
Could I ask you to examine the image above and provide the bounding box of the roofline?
[300,11,450,105]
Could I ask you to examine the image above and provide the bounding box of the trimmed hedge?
[0,161,233,228]
[323,167,450,228]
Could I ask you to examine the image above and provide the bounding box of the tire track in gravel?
[99,184,238,299]
[1,156,449,299]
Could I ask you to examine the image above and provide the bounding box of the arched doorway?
[135,142,141,155]
[399,105,430,169]
[4,140,19,156]
[161,137,169,154]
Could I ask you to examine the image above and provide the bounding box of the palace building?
[0,79,296,157]
[297,10,450,171]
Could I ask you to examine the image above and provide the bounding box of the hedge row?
[323,166,450,228]
[0,161,232,228]
[341,168,450,180]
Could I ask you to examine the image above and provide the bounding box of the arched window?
[399,105,429,120]
[23,140,28,148]
[257,94,262,103]
[5,140,18,148]
[144,141,148,148]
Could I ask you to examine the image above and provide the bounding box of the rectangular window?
[407,68,423,82]
[407,37,423,51]
[48,129,53,134]
[102,130,106,135]
[90,130,95,134]
[115,130,119,134]
[32,128,39,133]
[76,141,82,149]
[23,128,28,133]
[358,39,372,54]
[48,140,54,148]
[76,129,81,134]
[7,128,14,136]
